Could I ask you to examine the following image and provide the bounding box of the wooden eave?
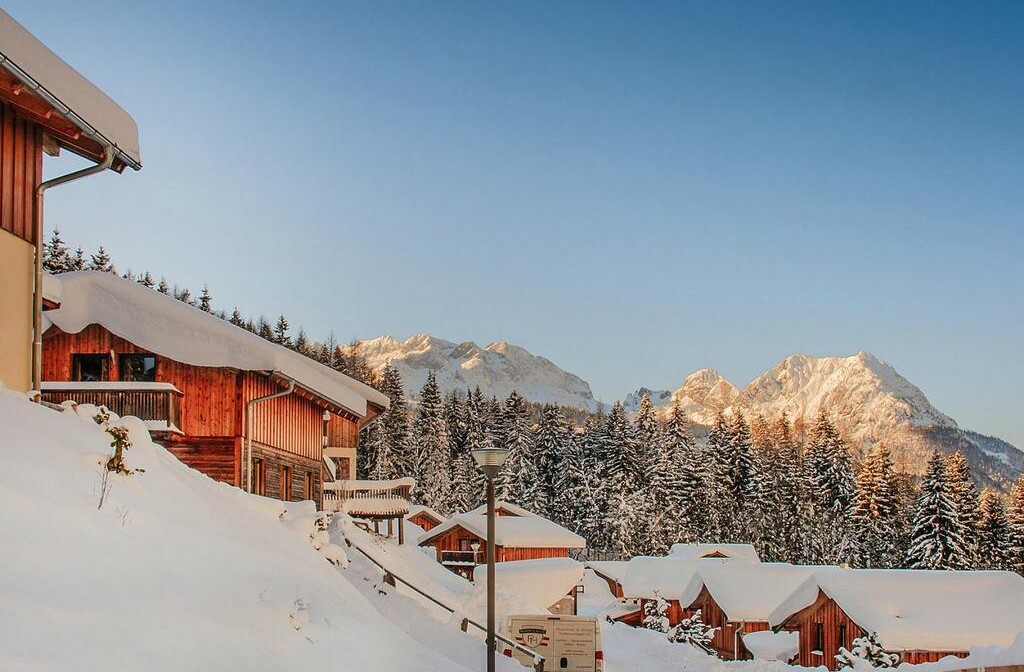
[0,68,127,172]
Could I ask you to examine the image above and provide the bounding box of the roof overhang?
[0,9,141,171]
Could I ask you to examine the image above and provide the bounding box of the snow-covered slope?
[0,388,491,672]
[351,333,599,409]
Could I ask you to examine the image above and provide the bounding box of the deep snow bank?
[0,389,474,672]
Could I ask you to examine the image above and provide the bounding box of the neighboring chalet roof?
[417,510,586,549]
[465,501,536,518]
[620,557,711,603]
[698,563,816,623]
[770,568,1024,652]
[406,504,446,525]
[44,271,389,418]
[0,9,141,170]
[473,558,584,612]
[669,543,760,563]
[586,560,629,583]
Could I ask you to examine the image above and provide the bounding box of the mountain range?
[349,334,1023,488]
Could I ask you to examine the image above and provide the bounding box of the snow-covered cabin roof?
[44,271,389,418]
[473,558,584,611]
[417,511,585,549]
[669,543,760,563]
[586,560,629,583]
[698,563,817,623]
[770,568,1024,652]
[0,9,141,170]
[620,557,710,603]
[406,505,446,524]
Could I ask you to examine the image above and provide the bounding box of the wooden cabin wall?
[502,547,570,561]
[243,373,324,461]
[0,102,42,244]
[782,592,866,670]
[409,513,439,531]
[327,413,358,448]
[426,527,490,559]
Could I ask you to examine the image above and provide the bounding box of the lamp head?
[472,447,509,480]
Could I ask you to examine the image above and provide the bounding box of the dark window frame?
[281,466,292,501]
[119,353,158,382]
[253,458,266,496]
[814,622,824,651]
[72,354,109,382]
[305,471,315,499]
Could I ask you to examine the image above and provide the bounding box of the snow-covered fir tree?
[157,277,170,294]
[88,246,115,273]
[667,608,715,649]
[198,285,213,312]
[412,372,452,511]
[641,594,670,633]
[836,632,899,669]
[273,315,291,346]
[378,364,412,480]
[137,270,155,288]
[1008,476,1024,575]
[851,444,902,568]
[944,451,979,565]
[906,451,969,570]
[532,404,572,517]
[976,489,1011,571]
[42,229,75,273]
[496,391,537,507]
[665,397,706,546]
[804,410,856,563]
[553,418,604,547]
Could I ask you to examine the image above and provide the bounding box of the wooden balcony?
[40,381,183,434]
[322,477,415,518]
[440,550,481,567]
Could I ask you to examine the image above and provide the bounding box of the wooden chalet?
[40,271,389,507]
[417,501,585,579]
[406,504,446,532]
[586,561,627,599]
[0,9,140,393]
[769,568,1024,670]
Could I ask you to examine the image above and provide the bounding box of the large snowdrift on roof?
[700,563,816,622]
[669,543,760,563]
[771,567,1024,652]
[473,558,584,615]
[0,388,471,672]
[620,557,711,602]
[44,271,388,416]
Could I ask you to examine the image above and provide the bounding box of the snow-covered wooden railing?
[40,382,183,432]
[321,477,415,518]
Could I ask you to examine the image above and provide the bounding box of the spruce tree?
[906,451,969,570]
[976,489,1011,570]
[804,410,855,563]
[413,372,452,511]
[379,364,412,480]
[70,247,86,270]
[198,285,213,312]
[851,444,901,567]
[138,271,156,288]
[666,396,705,545]
[42,228,74,273]
[273,315,291,346]
[157,277,170,294]
[1007,476,1024,575]
[944,451,979,566]
[496,391,537,507]
[88,246,115,273]
[533,405,571,517]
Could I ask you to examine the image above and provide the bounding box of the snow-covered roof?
[770,568,1024,652]
[698,563,816,622]
[0,9,141,170]
[44,272,389,418]
[323,478,416,491]
[620,557,709,603]
[42,273,62,306]
[669,543,760,563]
[417,512,585,549]
[473,558,584,611]
[42,381,183,394]
[586,560,629,583]
[406,505,446,524]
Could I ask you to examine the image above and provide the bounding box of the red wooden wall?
[0,102,42,243]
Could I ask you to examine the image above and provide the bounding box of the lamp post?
[472,446,509,672]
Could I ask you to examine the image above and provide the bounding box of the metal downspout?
[31,145,114,398]
[244,378,295,493]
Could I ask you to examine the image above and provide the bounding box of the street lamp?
[472,447,509,672]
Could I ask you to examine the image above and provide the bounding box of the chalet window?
[72,354,108,382]
[252,458,266,496]
[305,471,315,499]
[119,354,157,382]
[839,624,847,649]
[337,457,351,481]
[281,467,292,501]
[814,622,824,652]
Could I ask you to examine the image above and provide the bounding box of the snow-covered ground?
[2,386,1020,672]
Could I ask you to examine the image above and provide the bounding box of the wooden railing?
[40,382,183,432]
[440,550,481,566]
[322,478,415,517]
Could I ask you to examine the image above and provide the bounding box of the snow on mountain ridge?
[351,333,599,410]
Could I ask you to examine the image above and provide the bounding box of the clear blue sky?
[9,1,1023,445]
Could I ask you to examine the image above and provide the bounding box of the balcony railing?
[322,477,415,518]
[40,381,183,433]
[440,550,481,566]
